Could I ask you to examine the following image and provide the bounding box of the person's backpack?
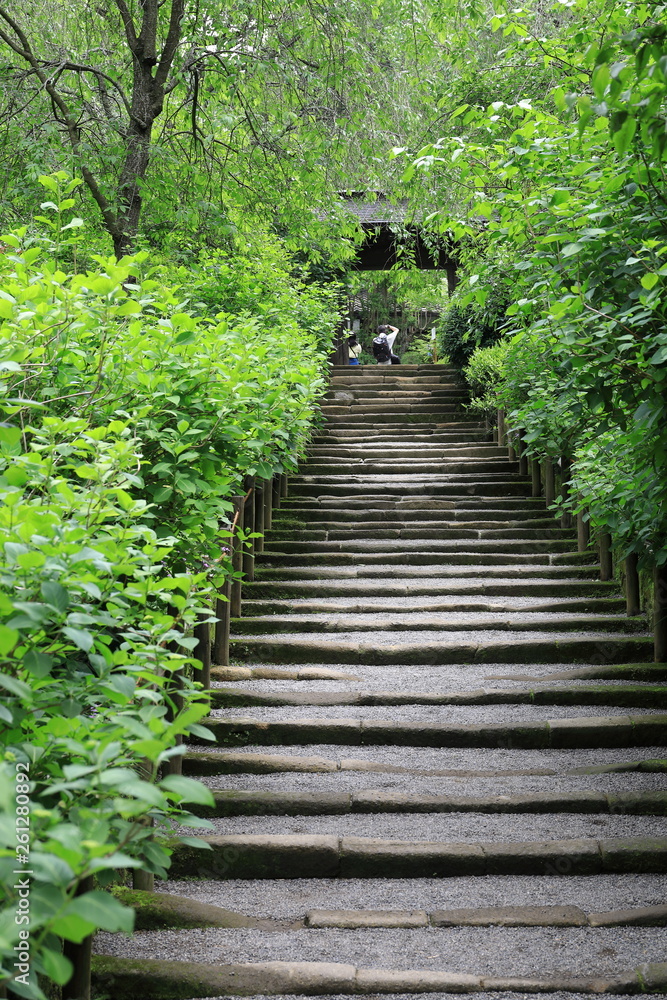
[390,353,401,364]
[372,335,391,361]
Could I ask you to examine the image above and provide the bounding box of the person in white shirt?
[347,334,362,365]
[372,324,399,365]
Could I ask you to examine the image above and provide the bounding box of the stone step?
[246,579,615,599]
[211,684,665,710]
[195,711,666,749]
[300,462,520,475]
[273,514,563,528]
[262,538,577,553]
[280,496,549,511]
[183,746,667,777]
[91,953,667,998]
[288,480,533,497]
[314,430,489,442]
[308,446,506,458]
[230,613,644,637]
[241,597,626,615]
[256,554,595,570]
[195,787,667,817]
[168,832,667,879]
[267,528,573,541]
[229,634,653,665]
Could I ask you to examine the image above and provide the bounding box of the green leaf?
[61,627,94,652]
[0,624,18,656]
[68,891,134,933]
[641,272,659,290]
[39,946,73,985]
[23,649,54,678]
[161,774,215,805]
[41,580,70,612]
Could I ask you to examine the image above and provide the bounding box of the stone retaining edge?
[91,956,667,998]
[198,787,667,817]
[168,835,667,879]
[196,713,667,749]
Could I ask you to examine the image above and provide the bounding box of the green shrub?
[462,340,512,415]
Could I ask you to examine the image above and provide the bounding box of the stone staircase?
[94,363,667,1000]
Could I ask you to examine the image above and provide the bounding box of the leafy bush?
[0,178,338,998]
[462,339,512,415]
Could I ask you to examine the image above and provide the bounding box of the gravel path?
[191,811,666,841]
[94,924,667,976]
[213,704,658,722]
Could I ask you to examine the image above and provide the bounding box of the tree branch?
[112,0,139,53]
[0,6,122,242]
[155,0,185,89]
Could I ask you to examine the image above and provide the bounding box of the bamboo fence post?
[654,562,667,662]
[625,553,640,618]
[599,531,613,582]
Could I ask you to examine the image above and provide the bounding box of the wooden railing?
[495,408,667,663]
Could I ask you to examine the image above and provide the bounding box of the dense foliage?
[0,181,338,997]
[401,0,667,568]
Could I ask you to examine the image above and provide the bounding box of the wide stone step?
[273,513,562,527]
[169,832,667,879]
[246,579,614,599]
[230,613,643,636]
[211,684,665,710]
[262,538,576,554]
[195,787,667,817]
[91,954,667,998]
[267,528,572,541]
[288,481,532,498]
[300,461,519,475]
[197,706,667,748]
[241,596,627,614]
[228,634,653,665]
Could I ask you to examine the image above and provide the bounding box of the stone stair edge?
[90,954,667,999]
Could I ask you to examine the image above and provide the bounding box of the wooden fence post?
[543,459,555,507]
[559,456,571,529]
[280,472,288,499]
[599,531,613,582]
[193,615,211,691]
[531,458,541,498]
[272,475,282,511]
[230,495,245,618]
[242,476,255,582]
[576,510,590,553]
[62,876,95,1000]
[264,476,274,530]
[497,408,505,448]
[254,481,265,555]
[654,562,667,663]
[213,578,231,666]
[518,434,528,477]
[625,553,640,617]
